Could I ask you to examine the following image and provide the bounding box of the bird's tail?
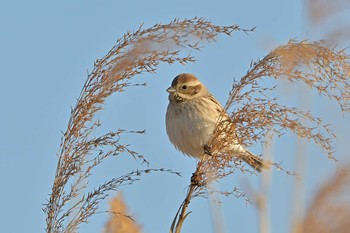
[239,150,271,172]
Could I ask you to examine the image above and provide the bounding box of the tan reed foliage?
[204,40,349,185]
[306,0,350,25]
[104,193,141,233]
[43,18,248,233]
[171,40,350,233]
[306,0,350,44]
[299,164,350,233]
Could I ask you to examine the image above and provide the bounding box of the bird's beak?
[166,87,176,93]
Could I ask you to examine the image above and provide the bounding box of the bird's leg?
[190,169,205,186]
[203,144,212,156]
[190,172,200,185]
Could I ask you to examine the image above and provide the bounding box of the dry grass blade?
[43,17,246,233]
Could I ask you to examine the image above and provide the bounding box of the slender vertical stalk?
[258,130,274,233]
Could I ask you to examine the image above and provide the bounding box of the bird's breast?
[166,100,218,158]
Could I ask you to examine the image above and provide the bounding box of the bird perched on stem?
[165,73,270,172]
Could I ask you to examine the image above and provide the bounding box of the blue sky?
[1,1,349,233]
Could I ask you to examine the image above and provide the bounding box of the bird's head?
[167,73,208,102]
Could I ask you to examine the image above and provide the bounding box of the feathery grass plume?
[104,192,141,233]
[43,17,247,233]
[306,0,350,25]
[306,0,350,45]
[228,40,350,155]
[171,40,350,233]
[203,40,349,183]
[298,164,350,233]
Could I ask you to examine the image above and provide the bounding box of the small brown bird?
[165,73,270,172]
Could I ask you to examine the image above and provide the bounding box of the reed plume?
[171,40,350,233]
[299,164,350,233]
[43,18,246,233]
[104,193,141,233]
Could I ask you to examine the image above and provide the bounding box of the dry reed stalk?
[43,18,247,233]
[208,182,227,233]
[171,40,350,232]
[257,130,274,233]
[290,89,312,233]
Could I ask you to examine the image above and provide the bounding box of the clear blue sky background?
[1,1,349,233]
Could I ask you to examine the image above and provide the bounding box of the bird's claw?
[203,145,212,156]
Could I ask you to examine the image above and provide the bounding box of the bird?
[165,73,270,172]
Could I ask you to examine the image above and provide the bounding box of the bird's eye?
[182,85,187,90]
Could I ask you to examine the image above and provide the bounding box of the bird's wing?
[208,93,231,122]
